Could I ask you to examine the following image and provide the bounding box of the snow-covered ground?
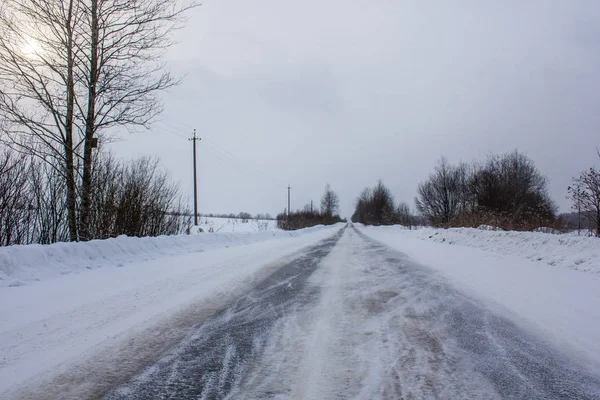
[2,222,599,398]
[0,218,281,288]
[194,217,279,233]
[0,224,342,397]
[357,224,600,375]
[369,225,600,275]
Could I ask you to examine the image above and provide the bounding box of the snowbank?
[0,224,343,397]
[358,225,600,275]
[0,224,335,287]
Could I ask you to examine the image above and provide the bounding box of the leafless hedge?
[0,147,191,246]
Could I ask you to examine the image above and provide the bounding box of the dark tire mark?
[104,228,344,400]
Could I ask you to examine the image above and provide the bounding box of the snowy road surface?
[100,226,599,399]
[4,225,600,399]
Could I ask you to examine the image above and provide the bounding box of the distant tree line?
[200,212,275,221]
[277,184,345,230]
[352,180,422,228]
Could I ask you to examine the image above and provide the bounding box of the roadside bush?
[88,152,191,239]
[415,151,556,230]
[276,209,343,230]
[0,147,191,246]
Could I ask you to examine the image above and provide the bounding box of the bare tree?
[29,155,70,244]
[352,181,396,225]
[1,0,198,241]
[472,151,555,229]
[320,184,340,217]
[0,0,82,241]
[77,0,198,240]
[0,150,31,246]
[415,158,460,227]
[569,156,600,237]
[396,202,412,229]
[415,152,555,230]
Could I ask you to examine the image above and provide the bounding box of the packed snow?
[0,224,342,397]
[357,224,600,375]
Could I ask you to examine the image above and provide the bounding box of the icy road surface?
[104,226,600,400]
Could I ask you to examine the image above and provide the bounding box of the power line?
[203,139,286,187]
[158,121,286,187]
[163,121,285,184]
[154,121,188,139]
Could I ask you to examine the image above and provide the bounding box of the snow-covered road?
[3,225,600,399]
[0,225,341,399]
[102,228,600,398]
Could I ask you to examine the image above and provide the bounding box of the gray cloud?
[111,0,600,217]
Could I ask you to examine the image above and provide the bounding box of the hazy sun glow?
[21,38,42,58]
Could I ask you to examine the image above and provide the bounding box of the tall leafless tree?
[0,0,82,241]
[320,184,340,217]
[76,0,198,241]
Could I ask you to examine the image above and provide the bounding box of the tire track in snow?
[237,227,600,399]
[103,228,345,399]
[353,227,600,399]
[239,226,501,399]
[107,225,600,399]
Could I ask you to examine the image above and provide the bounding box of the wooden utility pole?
[287,185,291,219]
[189,129,201,225]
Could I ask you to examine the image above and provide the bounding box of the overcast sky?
[110,0,600,218]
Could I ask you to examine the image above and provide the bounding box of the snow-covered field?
[0,224,341,397]
[193,217,279,234]
[357,224,600,374]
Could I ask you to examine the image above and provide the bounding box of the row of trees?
[199,213,275,221]
[0,150,67,246]
[352,150,600,236]
[568,151,600,236]
[414,151,556,230]
[0,0,197,242]
[277,184,344,230]
[0,148,190,246]
[352,180,422,227]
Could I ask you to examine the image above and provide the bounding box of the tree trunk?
[64,0,78,242]
[79,0,99,241]
[597,208,600,237]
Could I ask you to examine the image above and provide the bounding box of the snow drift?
[0,224,333,287]
[359,225,600,275]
